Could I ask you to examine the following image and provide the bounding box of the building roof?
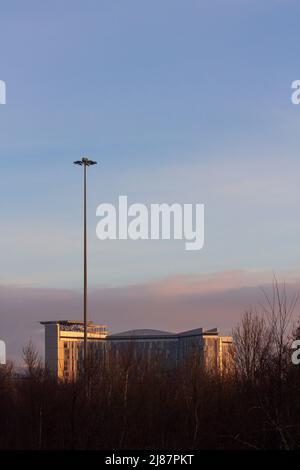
[40,323,221,339]
[109,329,174,337]
[40,320,108,328]
[108,327,219,341]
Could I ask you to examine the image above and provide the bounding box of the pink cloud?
[1,269,299,365]
[144,269,271,297]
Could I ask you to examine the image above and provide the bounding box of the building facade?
[40,321,232,379]
[40,320,108,379]
[107,328,233,373]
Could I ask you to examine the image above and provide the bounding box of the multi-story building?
[107,328,233,373]
[40,321,233,379]
[40,320,108,379]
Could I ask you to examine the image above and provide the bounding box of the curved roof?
[109,329,174,337]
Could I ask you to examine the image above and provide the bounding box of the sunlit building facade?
[40,321,232,379]
[40,320,108,379]
[106,328,233,373]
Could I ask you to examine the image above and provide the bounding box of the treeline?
[1,281,300,450]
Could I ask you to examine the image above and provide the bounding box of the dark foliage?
[1,281,300,450]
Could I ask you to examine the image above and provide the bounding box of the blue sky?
[1,0,300,290]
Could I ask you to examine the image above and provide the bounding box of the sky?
[1,0,300,362]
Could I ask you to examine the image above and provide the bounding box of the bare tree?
[232,309,272,382]
[261,278,298,381]
[22,340,43,378]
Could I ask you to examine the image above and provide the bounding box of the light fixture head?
[73,157,98,166]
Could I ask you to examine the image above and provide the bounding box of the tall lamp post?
[74,157,97,378]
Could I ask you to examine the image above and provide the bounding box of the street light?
[74,157,97,379]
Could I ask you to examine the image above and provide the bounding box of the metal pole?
[73,157,97,382]
[83,162,87,377]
